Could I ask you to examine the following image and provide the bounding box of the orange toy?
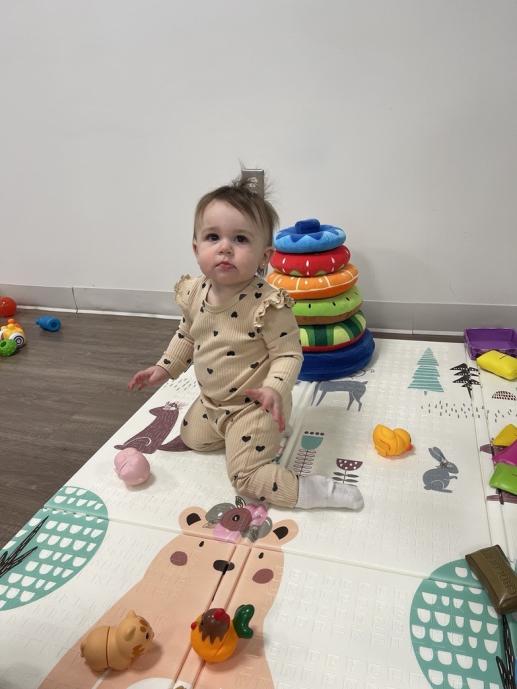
[80,610,154,672]
[190,604,254,663]
[373,424,412,457]
[267,264,358,299]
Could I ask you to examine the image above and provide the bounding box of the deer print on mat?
[312,380,368,410]
[38,506,298,689]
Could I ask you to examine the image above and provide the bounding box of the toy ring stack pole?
[268,218,374,381]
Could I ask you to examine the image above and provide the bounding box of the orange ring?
[267,265,359,299]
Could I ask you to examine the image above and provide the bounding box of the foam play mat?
[2,337,517,689]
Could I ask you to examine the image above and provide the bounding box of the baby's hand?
[128,365,169,391]
[244,386,285,432]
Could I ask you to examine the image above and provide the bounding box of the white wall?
[1,1,516,325]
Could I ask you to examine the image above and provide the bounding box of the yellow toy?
[80,610,154,672]
[373,424,412,457]
[494,424,517,447]
[477,350,517,381]
[0,318,26,349]
[190,604,254,663]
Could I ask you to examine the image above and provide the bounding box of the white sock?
[296,474,364,510]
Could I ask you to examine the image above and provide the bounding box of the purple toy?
[464,328,517,360]
[493,440,517,467]
[114,448,151,486]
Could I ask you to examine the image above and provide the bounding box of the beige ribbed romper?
[156,274,303,507]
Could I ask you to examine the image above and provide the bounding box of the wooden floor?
[0,309,178,547]
[0,310,461,548]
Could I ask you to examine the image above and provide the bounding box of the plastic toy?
[114,448,151,486]
[465,545,517,614]
[493,440,517,467]
[0,339,17,357]
[489,463,517,496]
[190,604,254,663]
[0,319,26,349]
[373,424,412,457]
[494,424,517,447]
[80,609,154,672]
[423,446,459,492]
[36,316,61,332]
[464,328,517,360]
[477,350,517,380]
[0,296,16,317]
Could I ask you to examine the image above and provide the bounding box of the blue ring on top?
[299,329,375,381]
[274,218,346,254]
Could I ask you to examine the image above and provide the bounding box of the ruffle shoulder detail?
[173,274,198,309]
[253,287,295,330]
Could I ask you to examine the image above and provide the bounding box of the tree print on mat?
[450,363,480,399]
[410,558,517,688]
[408,348,444,394]
[0,487,108,611]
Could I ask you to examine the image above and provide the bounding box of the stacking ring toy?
[300,311,366,352]
[299,329,375,381]
[270,245,351,277]
[274,218,346,253]
[267,265,358,300]
[292,285,363,325]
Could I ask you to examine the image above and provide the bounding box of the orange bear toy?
[373,424,412,457]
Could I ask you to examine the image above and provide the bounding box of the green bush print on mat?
[0,487,108,611]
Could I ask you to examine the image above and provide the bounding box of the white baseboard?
[1,283,516,333]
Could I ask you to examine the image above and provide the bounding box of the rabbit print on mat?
[422,447,459,493]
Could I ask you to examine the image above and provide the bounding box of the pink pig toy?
[114,448,150,486]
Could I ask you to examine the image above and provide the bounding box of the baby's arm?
[260,305,303,396]
[128,318,194,390]
[155,317,194,379]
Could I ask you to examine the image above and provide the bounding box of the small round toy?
[274,218,346,253]
[36,316,61,332]
[267,265,358,300]
[0,296,16,318]
[0,339,17,357]
[0,319,26,349]
[114,448,150,486]
[373,424,412,457]
[293,285,363,325]
[270,244,351,277]
[81,610,154,672]
[190,605,254,663]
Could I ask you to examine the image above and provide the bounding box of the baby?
[129,176,363,511]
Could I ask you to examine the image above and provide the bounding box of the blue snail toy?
[36,316,61,332]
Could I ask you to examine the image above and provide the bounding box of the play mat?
[2,337,516,689]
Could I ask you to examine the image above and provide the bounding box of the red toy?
[0,296,16,318]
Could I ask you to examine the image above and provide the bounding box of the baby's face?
[194,200,272,289]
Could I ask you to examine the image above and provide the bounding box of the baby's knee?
[180,423,224,453]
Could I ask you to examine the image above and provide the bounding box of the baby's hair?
[193,174,279,247]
